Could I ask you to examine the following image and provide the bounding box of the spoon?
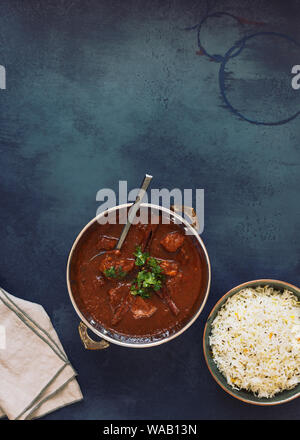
[90,174,153,261]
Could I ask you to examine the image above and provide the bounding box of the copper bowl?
[67,203,211,350]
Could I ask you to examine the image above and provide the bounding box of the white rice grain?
[210,286,300,398]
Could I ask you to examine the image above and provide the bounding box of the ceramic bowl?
[203,279,300,405]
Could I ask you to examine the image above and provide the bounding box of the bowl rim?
[67,202,211,348]
[203,278,300,406]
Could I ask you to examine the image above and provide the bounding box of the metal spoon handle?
[116,174,153,250]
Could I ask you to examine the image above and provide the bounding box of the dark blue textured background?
[0,0,299,420]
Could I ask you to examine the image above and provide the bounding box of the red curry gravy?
[70,208,208,343]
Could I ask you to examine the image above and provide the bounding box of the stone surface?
[0,0,299,420]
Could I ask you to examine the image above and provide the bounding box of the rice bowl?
[209,286,299,398]
[203,279,300,405]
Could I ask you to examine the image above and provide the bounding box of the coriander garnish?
[104,266,127,279]
[130,247,165,299]
[133,246,149,266]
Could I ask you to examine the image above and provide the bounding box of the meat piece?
[111,292,135,325]
[108,283,131,311]
[156,287,180,316]
[159,260,179,277]
[99,250,135,276]
[160,231,185,252]
[131,296,157,319]
[163,273,183,316]
[108,283,135,325]
[97,235,117,250]
[164,293,180,316]
[138,222,159,252]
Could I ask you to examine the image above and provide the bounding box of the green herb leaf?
[104,266,117,278]
[104,266,128,279]
[130,247,165,298]
[134,246,149,266]
[117,268,128,278]
[147,257,163,274]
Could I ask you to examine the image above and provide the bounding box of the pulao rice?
[209,286,300,398]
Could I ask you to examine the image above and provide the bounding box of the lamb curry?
[70,208,208,342]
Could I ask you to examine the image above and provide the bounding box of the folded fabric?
[0,287,83,420]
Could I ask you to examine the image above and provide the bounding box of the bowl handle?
[171,205,199,231]
[78,322,110,350]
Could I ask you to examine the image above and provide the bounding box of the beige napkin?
[0,287,83,420]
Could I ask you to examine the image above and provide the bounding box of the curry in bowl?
[68,206,209,344]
